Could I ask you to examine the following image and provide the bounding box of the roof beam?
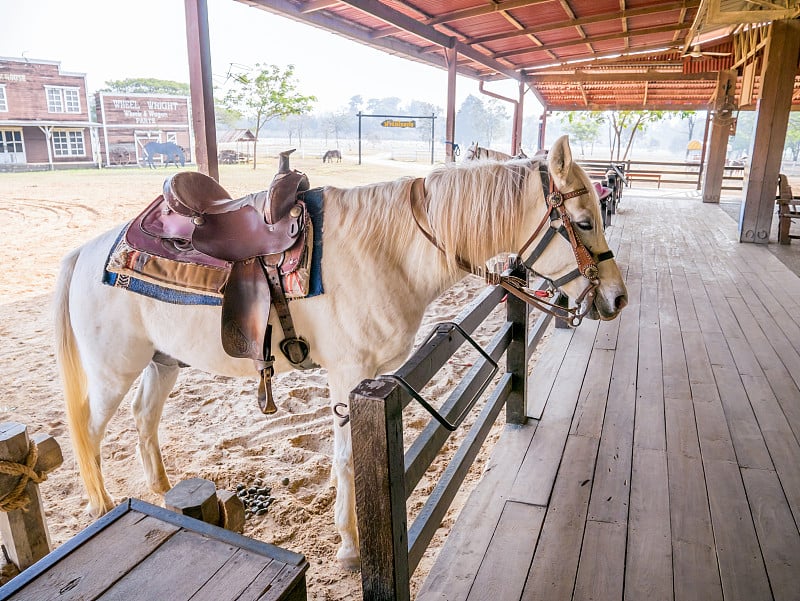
[469,0,700,45]
[426,0,551,26]
[237,0,487,80]
[530,70,719,82]
[336,0,530,83]
[496,23,690,58]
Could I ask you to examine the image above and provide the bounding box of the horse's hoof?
[336,547,361,572]
[85,497,115,519]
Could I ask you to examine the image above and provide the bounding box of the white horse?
[465,142,528,161]
[54,135,627,569]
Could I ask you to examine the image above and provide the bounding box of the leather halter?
[409,162,616,326]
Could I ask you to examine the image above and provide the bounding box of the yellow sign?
[381,119,415,128]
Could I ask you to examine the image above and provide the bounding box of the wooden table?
[0,498,308,601]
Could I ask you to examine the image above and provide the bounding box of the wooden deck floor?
[417,191,800,601]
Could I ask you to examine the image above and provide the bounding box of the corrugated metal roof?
[236,0,799,110]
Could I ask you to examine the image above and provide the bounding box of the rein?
[409,163,615,327]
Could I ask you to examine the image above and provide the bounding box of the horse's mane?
[326,159,544,279]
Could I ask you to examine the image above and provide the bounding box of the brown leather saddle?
[125,149,315,414]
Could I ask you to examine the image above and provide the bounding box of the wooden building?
[0,57,98,171]
[95,92,193,166]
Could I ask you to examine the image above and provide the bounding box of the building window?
[52,130,85,156]
[0,86,7,112]
[0,130,23,154]
[46,86,81,113]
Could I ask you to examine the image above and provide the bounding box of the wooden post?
[164,478,245,532]
[350,379,410,601]
[184,0,219,181]
[512,82,525,156]
[702,70,736,203]
[164,477,220,525]
[445,46,457,163]
[0,423,63,571]
[506,262,529,425]
[740,20,800,243]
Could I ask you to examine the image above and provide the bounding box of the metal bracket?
[380,322,498,432]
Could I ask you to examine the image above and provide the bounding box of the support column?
[184,0,219,181]
[740,20,800,243]
[512,82,525,155]
[538,109,548,151]
[445,46,457,163]
[702,70,737,203]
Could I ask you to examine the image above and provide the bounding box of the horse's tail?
[53,248,112,516]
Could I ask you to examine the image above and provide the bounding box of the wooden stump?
[165,478,245,533]
[0,422,63,571]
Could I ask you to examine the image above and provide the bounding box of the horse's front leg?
[130,355,180,495]
[327,365,375,571]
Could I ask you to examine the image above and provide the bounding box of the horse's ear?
[548,135,573,180]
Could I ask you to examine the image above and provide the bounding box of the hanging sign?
[381,119,416,128]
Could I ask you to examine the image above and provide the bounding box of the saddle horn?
[279,149,296,174]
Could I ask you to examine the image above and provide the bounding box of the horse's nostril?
[615,294,628,311]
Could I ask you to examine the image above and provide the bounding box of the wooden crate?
[0,498,308,601]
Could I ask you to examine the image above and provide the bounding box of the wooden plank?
[740,374,800,527]
[712,365,773,469]
[527,327,573,419]
[586,248,641,526]
[95,529,238,600]
[573,520,626,601]
[189,551,282,601]
[257,563,307,601]
[8,511,179,601]
[466,501,545,601]
[570,348,614,439]
[659,270,691,400]
[236,559,289,601]
[509,320,599,505]
[416,421,538,601]
[667,454,722,601]
[704,459,772,601]
[665,396,701,460]
[740,467,800,601]
[520,434,599,601]
[625,448,672,601]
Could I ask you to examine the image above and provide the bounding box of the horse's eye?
[577,220,593,231]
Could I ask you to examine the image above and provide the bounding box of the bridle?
[409,162,615,327]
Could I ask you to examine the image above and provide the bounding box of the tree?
[321,110,350,147]
[785,113,800,162]
[98,78,190,96]
[558,112,603,156]
[221,64,316,169]
[455,94,510,149]
[607,110,667,161]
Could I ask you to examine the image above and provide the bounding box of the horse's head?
[520,135,627,321]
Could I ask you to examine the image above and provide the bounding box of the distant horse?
[323,149,342,163]
[465,142,528,161]
[143,141,186,168]
[54,135,627,569]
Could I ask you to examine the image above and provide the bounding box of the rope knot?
[0,441,46,513]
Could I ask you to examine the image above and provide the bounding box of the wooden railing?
[578,159,745,191]
[349,267,561,600]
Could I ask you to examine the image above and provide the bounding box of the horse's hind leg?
[131,353,180,495]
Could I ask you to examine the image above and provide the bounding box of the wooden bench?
[349,269,564,600]
[776,173,800,244]
[625,171,662,188]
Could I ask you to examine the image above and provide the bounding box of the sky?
[0,0,540,117]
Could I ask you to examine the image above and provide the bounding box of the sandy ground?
[0,155,523,599]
